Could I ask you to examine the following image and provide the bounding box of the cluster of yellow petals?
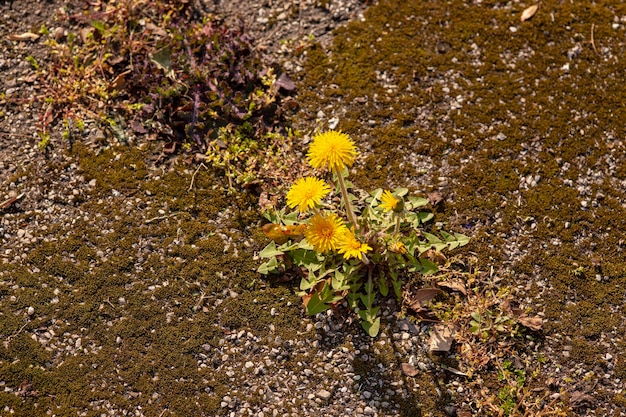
[337,229,372,260]
[379,190,400,212]
[304,213,347,253]
[286,177,330,213]
[307,130,357,172]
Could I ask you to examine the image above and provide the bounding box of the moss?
[219,287,301,338]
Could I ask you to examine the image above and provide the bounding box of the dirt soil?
[2,0,626,416]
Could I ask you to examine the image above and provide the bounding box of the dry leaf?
[502,298,524,317]
[427,191,444,206]
[400,363,419,377]
[442,365,468,376]
[437,280,467,296]
[428,323,456,352]
[520,5,538,22]
[8,32,40,42]
[517,315,543,331]
[275,73,296,92]
[406,288,441,310]
[570,390,594,406]
[145,22,167,37]
[420,249,447,265]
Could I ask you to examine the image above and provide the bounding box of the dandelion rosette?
[304,213,347,253]
[337,229,372,260]
[379,190,400,212]
[307,130,357,172]
[286,177,330,213]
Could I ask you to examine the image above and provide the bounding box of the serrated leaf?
[418,212,434,223]
[259,241,283,258]
[257,258,278,274]
[305,293,330,315]
[407,196,429,208]
[454,233,470,247]
[370,188,383,201]
[394,187,409,197]
[290,249,318,266]
[422,232,442,244]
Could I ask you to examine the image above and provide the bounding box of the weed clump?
[40,0,294,185]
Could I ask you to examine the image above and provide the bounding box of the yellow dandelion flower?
[286,177,330,213]
[338,229,372,260]
[304,213,346,253]
[379,190,400,212]
[307,130,357,172]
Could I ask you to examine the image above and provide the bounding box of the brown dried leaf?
[275,73,296,92]
[429,323,456,352]
[570,390,594,406]
[130,119,146,134]
[520,5,539,22]
[8,32,40,42]
[145,22,167,37]
[406,288,441,310]
[442,365,468,376]
[400,363,419,377]
[517,315,543,331]
[427,191,444,206]
[502,298,524,317]
[420,249,447,265]
[437,280,467,296]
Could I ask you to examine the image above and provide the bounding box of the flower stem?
[335,168,358,230]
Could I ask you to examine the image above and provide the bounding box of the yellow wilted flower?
[338,229,372,260]
[388,241,407,255]
[304,213,347,253]
[286,177,330,213]
[379,190,400,212]
[307,130,357,172]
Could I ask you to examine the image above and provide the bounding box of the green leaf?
[259,241,283,258]
[392,278,402,300]
[419,258,439,275]
[306,293,330,315]
[360,316,381,337]
[418,212,434,223]
[369,188,383,201]
[151,46,173,73]
[454,233,470,247]
[332,270,350,291]
[394,187,409,197]
[379,274,389,297]
[290,249,318,266]
[257,258,279,274]
[282,211,300,225]
[297,239,314,250]
[422,232,442,244]
[407,196,429,208]
[471,312,483,322]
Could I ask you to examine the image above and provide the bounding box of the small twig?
[188,163,208,192]
[5,321,29,347]
[590,23,598,55]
